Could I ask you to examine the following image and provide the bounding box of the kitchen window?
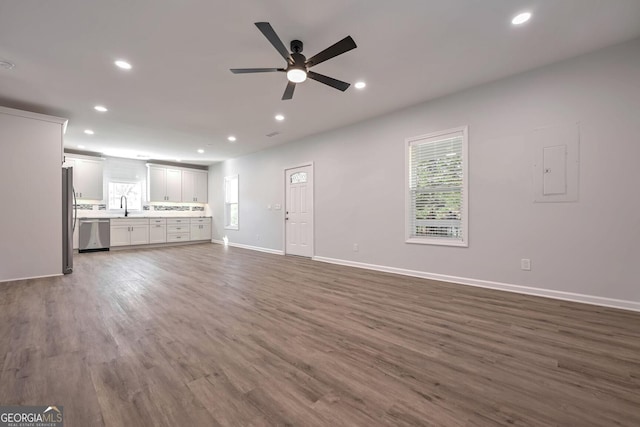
[224,175,239,230]
[406,126,468,246]
[108,181,143,211]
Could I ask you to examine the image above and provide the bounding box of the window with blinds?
[224,175,239,230]
[406,127,468,246]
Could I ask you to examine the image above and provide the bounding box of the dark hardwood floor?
[1,243,639,426]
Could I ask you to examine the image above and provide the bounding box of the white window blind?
[224,175,239,230]
[406,127,468,246]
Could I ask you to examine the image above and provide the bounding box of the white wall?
[209,38,640,307]
[0,107,66,282]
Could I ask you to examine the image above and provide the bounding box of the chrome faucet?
[120,195,129,217]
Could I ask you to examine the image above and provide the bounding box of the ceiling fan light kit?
[230,22,357,100]
[287,68,307,83]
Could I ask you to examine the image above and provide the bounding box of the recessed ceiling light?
[197,149,204,154]
[84,129,94,135]
[78,145,85,149]
[275,114,285,121]
[0,60,15,70]
[512,12,532,25]
[114,60,132,70]
[228,136,237,142]
[354,81,366,89]
[94,105,108,112]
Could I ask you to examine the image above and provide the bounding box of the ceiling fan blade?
[282,81,296,100]
[307,71,350,91]
[306,36,357,68]
[255,22,293,63]
[230,68,284,74]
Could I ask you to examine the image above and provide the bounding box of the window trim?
[405,126,469,247]
[224,174,239,230]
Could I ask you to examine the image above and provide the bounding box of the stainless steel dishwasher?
[78,218,111,253]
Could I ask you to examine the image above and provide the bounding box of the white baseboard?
[212,240,284,256]
[312,256,640,313]
[0,273,63,284]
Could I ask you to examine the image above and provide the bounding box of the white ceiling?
[1,0,639,165]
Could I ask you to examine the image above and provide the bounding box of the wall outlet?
[256,234,260,241]
[521,258,531,271]
[353,243,359,252]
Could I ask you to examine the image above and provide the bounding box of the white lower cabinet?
[110,218,149,247]
[190,217,212,241]
[107,216,211,248]
[130,225,149,245]
[166,218,190,242]
[110,225,131,247]
[149,218,167,244]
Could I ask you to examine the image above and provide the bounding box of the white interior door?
[285,165,313,257]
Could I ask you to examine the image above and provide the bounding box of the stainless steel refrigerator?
[62,167,76,274]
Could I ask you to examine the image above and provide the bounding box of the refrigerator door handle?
[73,188,77,232]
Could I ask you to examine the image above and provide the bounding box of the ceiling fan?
[230,22,357,100]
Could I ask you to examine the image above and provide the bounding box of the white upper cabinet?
[147,165,182,202]
[194,171,208,203]
[166,169,182,201]
[182,170,208,203]
[65,157,104,200]
[148,166,166,202]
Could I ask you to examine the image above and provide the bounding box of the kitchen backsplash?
[75,203,208,217]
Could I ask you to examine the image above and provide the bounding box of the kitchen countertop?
[79,215,211,219]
